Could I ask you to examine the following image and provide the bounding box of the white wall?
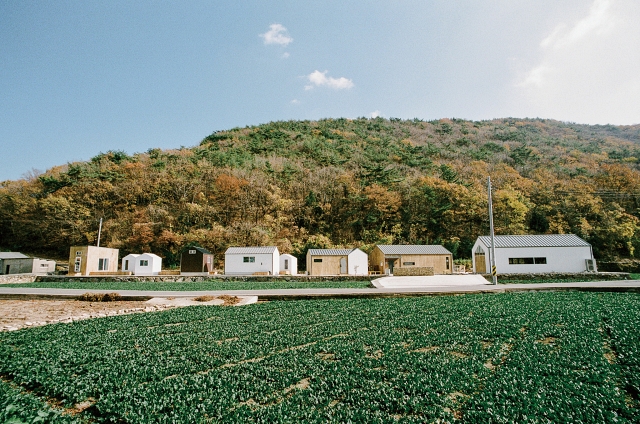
[225,252,279,275]
[348,249,369,275]
[279,254,298,275]
[136,254,162,275]
[473,240,595,274]
[31,259,56,274]
[122,254,139,273]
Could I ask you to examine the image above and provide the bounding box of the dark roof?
[376,245,452,255]
[476,234,590,248]
[181,246,212,255]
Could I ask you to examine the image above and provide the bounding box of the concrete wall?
[225,252,279,275]
[1,258,33,274]
[31,259,56,274]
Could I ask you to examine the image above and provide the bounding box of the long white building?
[472,234,597,274]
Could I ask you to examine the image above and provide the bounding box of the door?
[387,259,395,274]
[5,265,9,274]
[340,257,347,274]
[475,254,486,273]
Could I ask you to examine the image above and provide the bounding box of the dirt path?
[0,299,160,331]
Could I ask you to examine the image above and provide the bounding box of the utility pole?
[488,177,497,285]
[97,218,103,247]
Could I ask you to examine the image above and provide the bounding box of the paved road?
[1,280,640,300]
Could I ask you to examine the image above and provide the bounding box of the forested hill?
[2,117,640,268]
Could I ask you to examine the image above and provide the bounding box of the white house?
[306,248,369,276]
[121,253,162,275]
[224,246,279,275]
[279,254,298,275]
[472,234,597,274]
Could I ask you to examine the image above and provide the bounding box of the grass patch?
[2,280,373,291]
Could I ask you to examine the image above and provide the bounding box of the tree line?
[1,117,639,269]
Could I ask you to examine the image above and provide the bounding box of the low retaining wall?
[483,272,630,282]
[0,274,38,284]
[393,267,435,276]
[35,275,373,283]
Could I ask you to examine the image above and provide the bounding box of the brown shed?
[370,245,453,275]
[180,246,214,273]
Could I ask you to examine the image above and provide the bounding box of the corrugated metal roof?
[376,245,452,255]
[225,246,278,254]
[0,252,29,259]
[477,234,590,248]
[307,249,355,256]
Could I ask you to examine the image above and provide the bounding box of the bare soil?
[0,299,152,331]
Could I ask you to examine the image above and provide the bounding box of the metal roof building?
[370,245,453,275]
[306,248,368,276]
[472,234,596,274]
[224,246,280,275]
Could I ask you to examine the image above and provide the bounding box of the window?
[75,251,82,256]
[313,258,322,263]
[403,262,415,266]
[243,256,255,263]
[446,257,450,270]
[189,250,196,254]
[74,257,81,272]
[140,260,149,266]
[124,260,129,271]
[508,257,546,265]
[284,259,289,270]
[98,258,109,271]
[40,263,48,268]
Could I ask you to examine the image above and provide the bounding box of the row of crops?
[2,292,640,422]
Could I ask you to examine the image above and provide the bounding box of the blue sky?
[1,0,639,181]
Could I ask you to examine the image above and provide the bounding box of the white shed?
[224,246,279,275]
[279,254,298,275]
[472,234,597,274]
[122,253,162,275]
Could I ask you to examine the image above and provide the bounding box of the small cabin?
[224,246,279,275]
[180,247,214,273]
[370,245,453,275]
[122,253,162,275]
[0,252,56,275]
[279,254,298,275]
[69,246,119,276]
[306,249,368,276]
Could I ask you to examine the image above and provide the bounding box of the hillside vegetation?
[1,117,640,268]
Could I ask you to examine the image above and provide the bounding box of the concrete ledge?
[35,275,373,283]
[0,274,37,285]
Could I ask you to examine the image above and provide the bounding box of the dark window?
[98,258,109,270]
[403,262,415,266]
[534,257,547,264]
[313,258,322,263]
[509,258,534,265]
[284,259,289,270]
[140,260,149,266]
[446,257,450,269]
[243,256,255,263]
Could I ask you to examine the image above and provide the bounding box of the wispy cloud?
[541,0,614,49]
[260,24,293,46]
[369,110,381,118]
[512,0,640,124]
[304,70,354,90]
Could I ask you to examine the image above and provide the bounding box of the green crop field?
[2,292,640,423]
[1,279,373,291]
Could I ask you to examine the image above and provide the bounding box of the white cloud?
[291,99,300,105]
[370,110,381,118]
[282,52,290,59]
[305,70,354,90]
[512,0,640,124]
[260,24,293,46]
